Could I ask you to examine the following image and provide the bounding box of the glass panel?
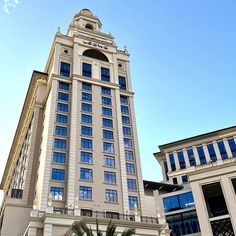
[207,143,217,162]
[228,138,236,157]
[217,141,228,160]
[177,151,186,169]
[197,146,206,165]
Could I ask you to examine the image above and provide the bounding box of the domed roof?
[74,8,94,18]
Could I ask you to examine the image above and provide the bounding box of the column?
[165,153,172,173]
[192,146,201,165]
[213,141,221,160]
[183,148,190,167]
[173,151,180,170]
[43,224,53,236]
[223,138,232,158]
[203,143,211,163]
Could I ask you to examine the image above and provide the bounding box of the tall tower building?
[0,9,169,236]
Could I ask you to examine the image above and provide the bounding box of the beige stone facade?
[0,9,169,236]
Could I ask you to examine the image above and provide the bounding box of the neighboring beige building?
[0,9,169,236]
[154,126,236,236]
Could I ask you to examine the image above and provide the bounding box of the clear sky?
[0,0,236,200]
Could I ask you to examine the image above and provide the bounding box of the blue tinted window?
[217,141,228,160]
[103,142,115,153]
[104,171,116,184]
[60,62,70,77]
[59,82,69,90]
[129,196,138,208]
[52,168,65,181]
[122,116,130,124]
[120,96,128,104]
[82,63,92,78]
[124,138,132,148]
[101,67,110,82]
[101,87,111,95]
[119,76,126,90]
[81,138,92,149]
[58,92,69,101]
[127,179,137,190]
[182,175,188,183]
[51,187,64,200]
[81,103,92,112]
[126,163,135,174]
[121,105,129,114]
[54,139,67,150]
[228,138,236,157]
[169,153,176,171]
[105,189,118,202]
[123,127,131,136]
[57,103,69,112]
[81,114,92,124]
[102,107,112,116]
[102,97,112,106]
[102,118,113,128]
[103,130,114,140]
[177,151,186,169]
[82,92,92,101]
[163,195,179,213]
[197,146,207,164]
[207,143,217,162]
[80,168,93,180]
[81,126,92,136]
[82,82,92,91]
[187,149,196,166]
[80,151,93,164]
[55,126,67,136]
[125,150,134,161]
[56,114,68,124]
[80,186,92,200]
[104,155,115,167]
[53,152,66,164]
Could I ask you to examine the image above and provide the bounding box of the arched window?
[83,49,109,62]
[85,24,94,30]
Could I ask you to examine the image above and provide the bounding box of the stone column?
[223,138,232,158]
[213,141,221,160]
[203,143,211,163]
[192,146,201,165]
[43,224,53,236]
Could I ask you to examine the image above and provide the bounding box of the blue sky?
[0,0,236,188]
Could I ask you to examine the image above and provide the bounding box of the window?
[59,82,69,90]
[177,151,186,169]
[53,152,66,164]
[57,103,69,112]
[104,171,116,184]
[58,92,69,101]
[125,150,134,161]
[55,126,67,136]
[129,196,138,208]
[81,138,92,149]
[80,168,93,180]
[127,179,137,190]
[51,168,65,181]
[207,143,217,162]
[54,139,67,150]
[51,187,64,200]
[105,189,118,202]
[80,186,92,200]
[122,116,130,124]
[126,163,135,174]
[228,138,236,157]
[81,126,92,136]
[217,141,228,160]
[60,62,70,77]
[120,96,128,104]
[82,92,92,102]
[197,146,207,165]
[102,97,112,106]
[104,155,115,167]
[103,142,115,153]
[119,76,126,90]
[123,127,131,136]
[82,63,92,78]
[169,153,176,171]
[102,107,112,117]
[81,114,92,124]
[187,149,196,166]
[182,175,188,183]
[56,114,68,124]
[82,82,92,91]
[163,192,195,213]
[121,105,129,114]
[103,130,114,140]
[81,209,92,217]
[101,67,110,82]
[101,87,111,95]
[231,178,236,194]
[80,151,93,164]
[124,138,132,148]
[102,118,113,128]
[81,103,92,112]
[106,212,120,219]
[173,177,178,185]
